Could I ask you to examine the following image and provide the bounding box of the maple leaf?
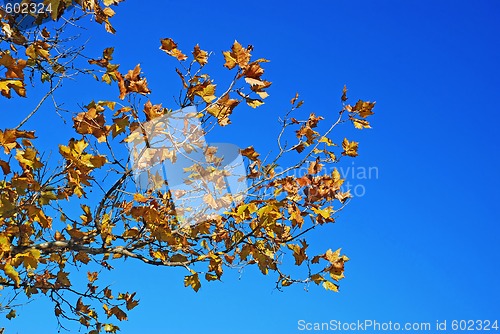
[242,62,265,84]
[203,193,218,210]
[335,190,352,204]
[116,65,151,99]
[192,44,208,65]
[25,41,50,61]
[240,146,260,161]
[287,240,308,265]
[56,271,71,287]
[195,83,216,103]
[342,138,359,157]
[206,94,239,126]
[351,100,375,118]
[245,97,264,108]
[350,116,371,129]
[2,263,20,286]
[0,130,35,154]
[143,101,164,121]
[160,38,187,61]
[88,47,115,68]
[109,306,128,321]
[103,0,124,5]
[308,157,323,174]
[0,52,27,79]
[118,292,139,311]
[0,79,26,98]
[223,40,252,69]
[15,148,44,170]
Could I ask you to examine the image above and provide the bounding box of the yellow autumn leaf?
[15,148,44,170]
[342,138,359,157]
[323,280,339,292]
[245,97,264,108]
[223,40,251,69]
[325,248,341,263]
[3,263,20,286]
[192,44,208,65]
[0,79,26,98]
[0,235,10,253]
[350,117,371,129]
[352,100,376,118]
[196,83,216,103]
[184,272,201,292]
[319,136,335,146]
[312,207,332,219]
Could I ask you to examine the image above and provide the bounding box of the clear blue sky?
[2,0,500,333]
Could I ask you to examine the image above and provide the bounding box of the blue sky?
[2,0,500,333]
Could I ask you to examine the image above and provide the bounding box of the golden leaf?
[308,157,323,175]
[0,79,26,98]
[143,100,164,121]
[3,263,20,286]
[335,190,352,203]
[223,40,251,69]
[287,240,308,265]
[323,280,339,292]
[245,97,264,108]
[184,272,201,292]
[195,83,216,103]
[160,38,187,61]
[206,94,239,126]
[351,100,375,118]
[318,136,335,146]
[312,207,332,219]
[350,117,371,129]
[0,52,27,79]
[15,148,44,170]
[342,138,359,157]
[192,44,208,65]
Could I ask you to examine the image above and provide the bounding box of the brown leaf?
[160,38,187,61]
[240,146,260,161]
[341,85,348,102]
[0,159,10,174]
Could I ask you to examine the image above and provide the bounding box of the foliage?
[0,1,375,332]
